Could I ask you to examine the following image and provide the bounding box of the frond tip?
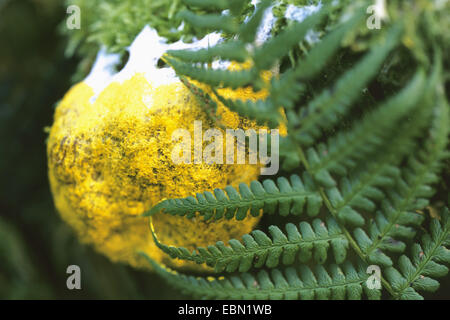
[143,174,323,220]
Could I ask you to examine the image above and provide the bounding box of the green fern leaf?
[292,24,403,146]
[384,208,450,299]
[167,41,249,63]
[143,174,323,220]
[140,253,381,300]
[357,89,449,266]
[165,55,257,89]
[238,0,271,43]
[325,97,435,225]
[150,217,348,273]
[291,7,366,80]
[177,10,238,34]
[307,69,427,187]
[279,135,302,171]
[269,70,305,110]
[253,8,325,70]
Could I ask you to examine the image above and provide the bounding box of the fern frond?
[324,95,436,222]
[291,7,365,80]
[143,174,323,220]
[306,69,426,187]
[253,9,325,70]
[238,0,271,44]
[177,10,238,34]
[269,70,305,110]
[354,207,423,267]
[167,41,248,64]
[356,90,449,266]
[150,217,348,273]
[141,253,381,300]
[322,52,446,228]
[292,24,403,146]
[279,135,302,171]
[266,9,365,112]
[384,209,450,300]
[165,56,257,89]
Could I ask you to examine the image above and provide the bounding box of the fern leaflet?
[150,217,348,273]
[385,209,450,299]
[292,24,403,146]
[143,174,323,220]
[141,253,381,300]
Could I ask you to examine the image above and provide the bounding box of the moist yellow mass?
[47,73,272,270]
